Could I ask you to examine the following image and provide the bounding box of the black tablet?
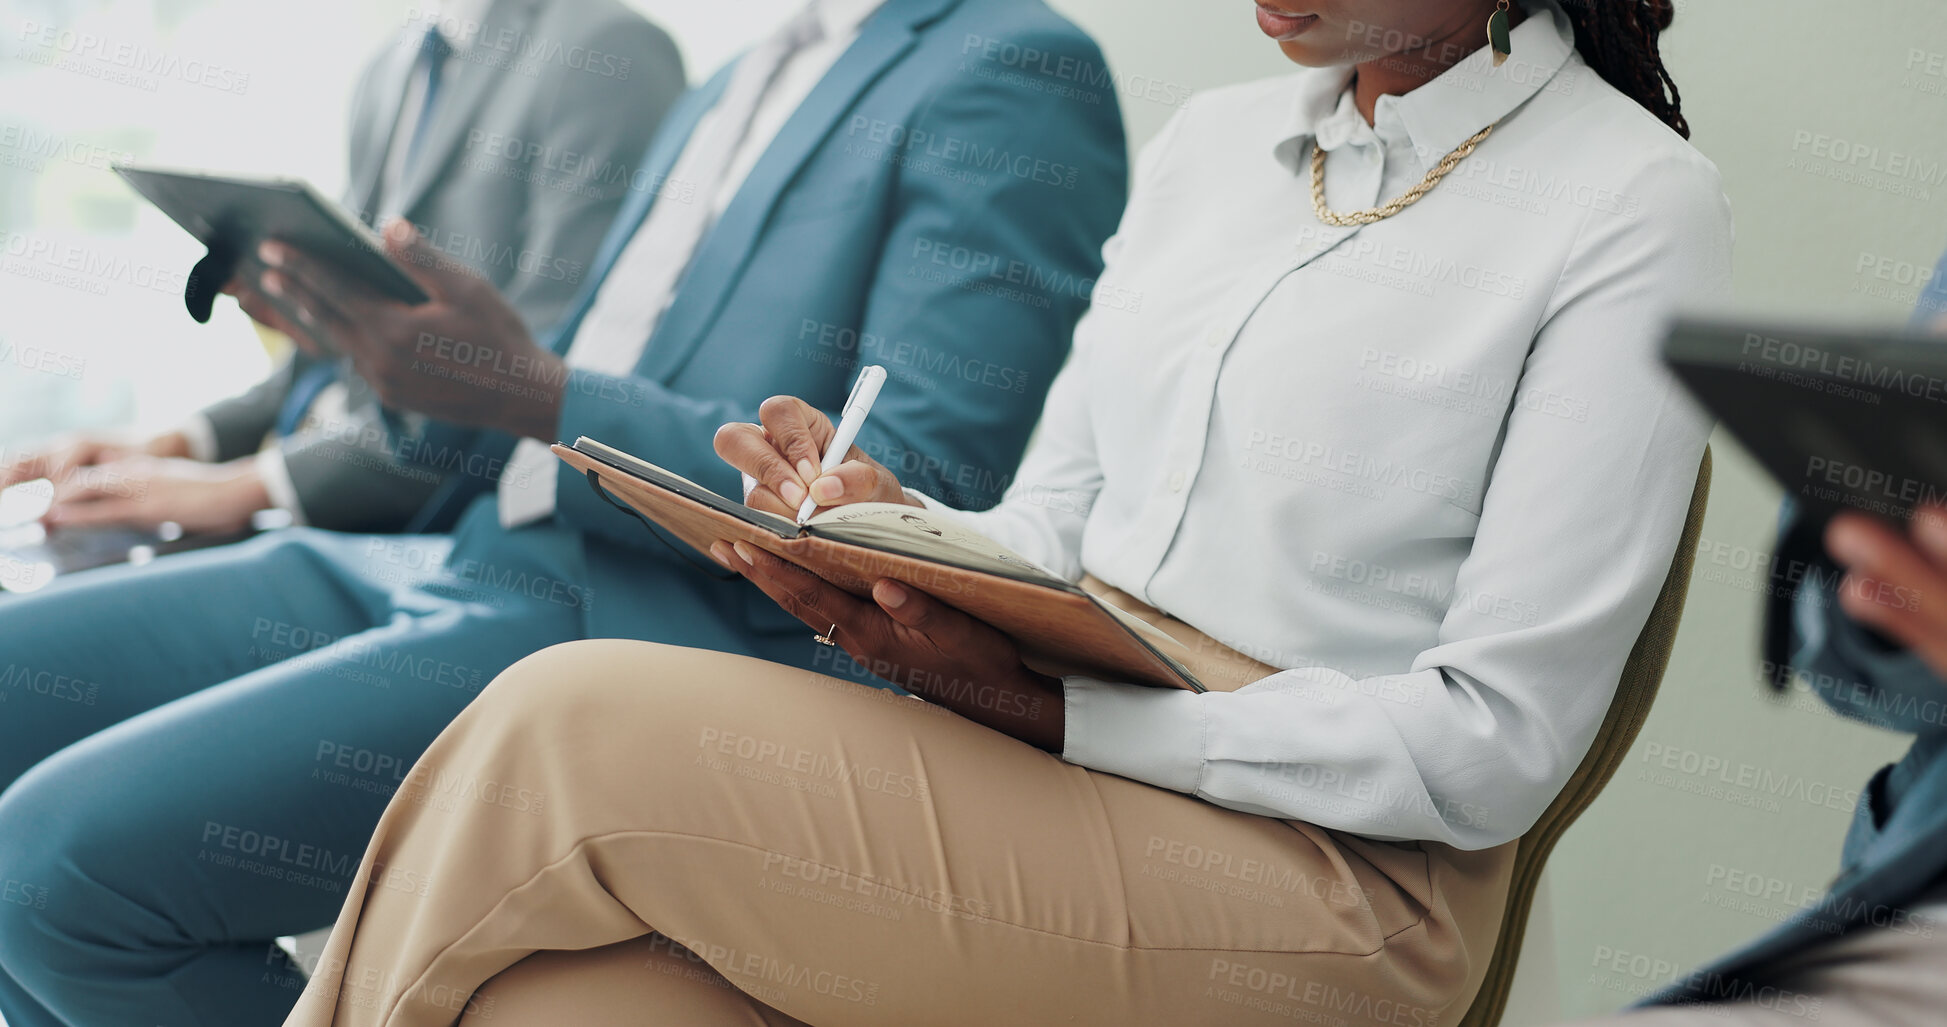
[112,163,429,305]
[1664,317,1947,521]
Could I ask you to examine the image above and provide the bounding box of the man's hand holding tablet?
[237,219,570,443]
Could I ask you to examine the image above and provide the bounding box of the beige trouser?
[285,639,1514,1027]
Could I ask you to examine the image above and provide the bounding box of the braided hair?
[1554,0,1689,139]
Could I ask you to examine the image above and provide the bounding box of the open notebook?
[557,437,1207,692]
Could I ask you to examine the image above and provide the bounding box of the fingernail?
[731,541,757,567]
[876,581,908,609]
[778,479,806,507]
[812,476,843,503]
[1915,507,1947,547]
[261,273,283,298]
[1826,521,1873,566]
[709,541,734,569]
[796,459,820,483]
[258,242,282,267]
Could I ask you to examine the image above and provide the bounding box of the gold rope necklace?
[1309,120,1498,227]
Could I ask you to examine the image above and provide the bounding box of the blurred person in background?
[1565,258,1947,1026]
[0,0,683,535]
[0,0,1127,1024]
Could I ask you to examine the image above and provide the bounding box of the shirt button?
[1203,328,1224,349]
[1168,471,1186,492]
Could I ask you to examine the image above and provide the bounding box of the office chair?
[1457,447,1714,1027]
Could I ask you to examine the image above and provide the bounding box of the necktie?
[497,3,828,528]
[276,361,339,437]
[294,30,451,438]
[403,26,453,182]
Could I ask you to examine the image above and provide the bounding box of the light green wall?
[1044,0,1947,1019]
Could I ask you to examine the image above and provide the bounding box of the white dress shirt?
[915,0,1734,849]
[375,0,497,223]
[497,0,888,525]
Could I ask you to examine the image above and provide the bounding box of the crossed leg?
[288,640,1502,1027]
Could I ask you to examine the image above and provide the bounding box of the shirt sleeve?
[177,414,220,463]
[1055,150,1735,850]
[253,446,309,526]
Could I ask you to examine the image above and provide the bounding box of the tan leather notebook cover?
[552,440,1205,692]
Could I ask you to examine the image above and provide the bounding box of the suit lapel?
[632,0,958,384]
[347,36,419,221]
[393,0,542,219]
[537,68,733,357]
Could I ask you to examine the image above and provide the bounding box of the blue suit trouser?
[0,526,588,1026]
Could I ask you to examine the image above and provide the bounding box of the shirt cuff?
[254,446,309,526]
[178,415,220,463]
[1059,675,1206,795]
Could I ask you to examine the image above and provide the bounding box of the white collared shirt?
[566,0,886,347]
[917,0,1733,849]
[494,0,887,525]
[376,0,499,221]
[702,0,888,220]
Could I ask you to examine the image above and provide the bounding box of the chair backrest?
[1456,447,1713,1027]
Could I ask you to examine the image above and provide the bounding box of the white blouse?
[917,0,1734,850]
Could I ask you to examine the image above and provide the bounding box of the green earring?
[1487,0,1513,67]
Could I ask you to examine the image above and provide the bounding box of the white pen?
[797,364,887,525]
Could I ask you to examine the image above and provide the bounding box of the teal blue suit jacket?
[405,0,1128,643]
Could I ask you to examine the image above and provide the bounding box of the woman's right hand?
[713,395,916,519]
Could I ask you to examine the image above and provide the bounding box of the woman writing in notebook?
[287,1,1731,1024]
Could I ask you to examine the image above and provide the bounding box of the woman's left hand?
[713,539,1064,751]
